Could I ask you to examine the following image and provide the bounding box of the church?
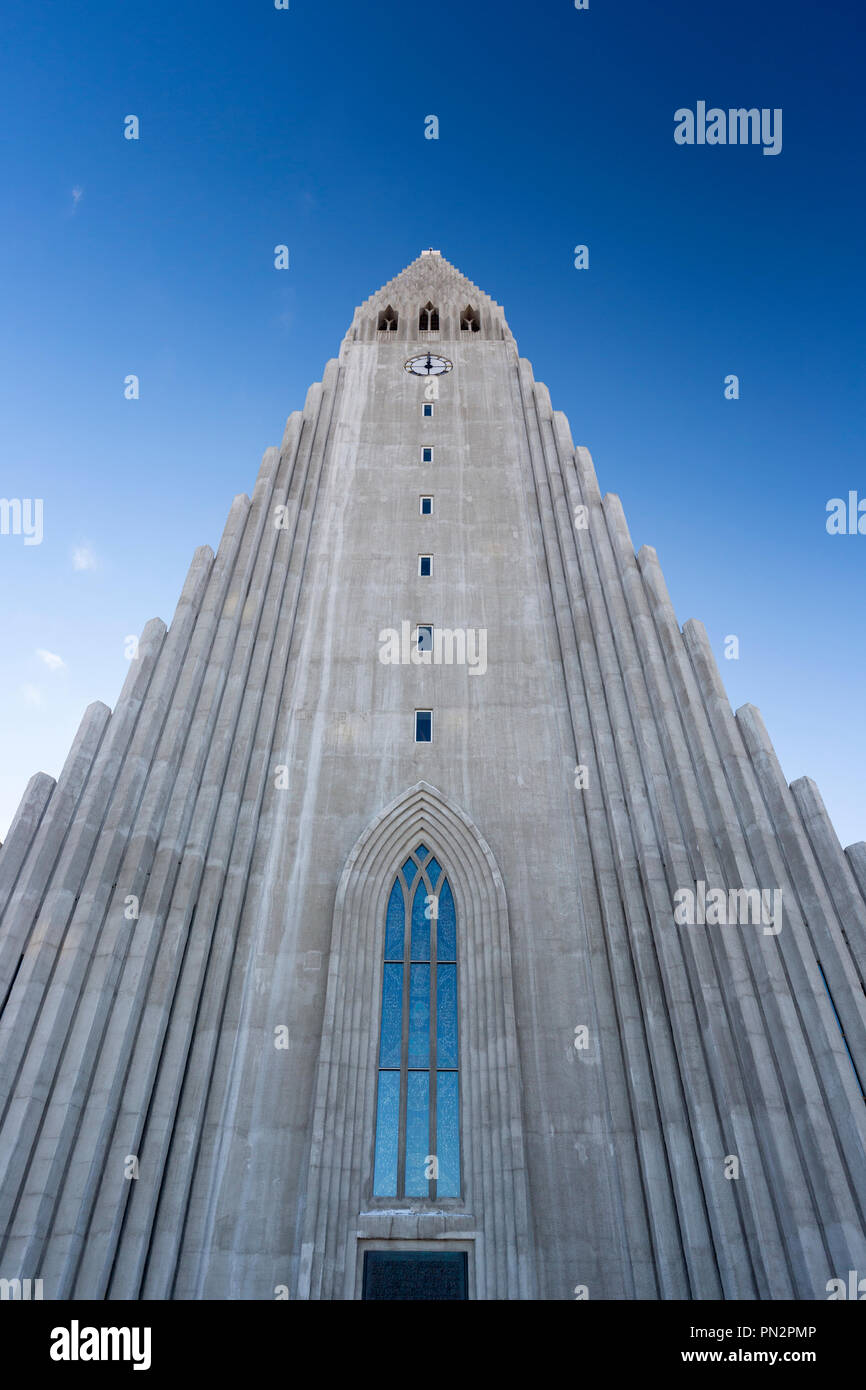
[0,250,864,1300]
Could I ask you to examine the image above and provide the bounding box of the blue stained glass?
[437,880,456,960]
[415,844,429,859]
[410,881,431,961]
[408,964,430,1066]
[373,1071,400,1196]
[436,963,458,1068]
[379,963,403,1067]
[405,1071,430,1196]
[402,857,417,887]
[436,1072,460,1196]
[384,880,405,959]
[374,862,459,1200]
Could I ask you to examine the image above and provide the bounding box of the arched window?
[377,304,398,331]
[460,304,480,333]
[418,301,439,331]
[373,844,459,1198]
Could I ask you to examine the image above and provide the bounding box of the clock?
[404,353,453,377]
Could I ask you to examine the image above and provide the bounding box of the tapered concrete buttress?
[0,773,56,920]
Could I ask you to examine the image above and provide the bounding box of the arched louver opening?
[373,844,459,1199]
[460,304,480,333]
[419,301,439,332]
[377,304,398,331]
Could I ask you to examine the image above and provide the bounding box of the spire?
[359,250,494,306]
[349,251,510,343]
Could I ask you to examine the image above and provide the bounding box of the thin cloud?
[72,546,97,571]
[36,649,66,671]
[21,684,44,707]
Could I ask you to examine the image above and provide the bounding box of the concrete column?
[845,842,866,924]
[603,519,793,1297]
[171,366,349,1299]
[681,627,866,1287]
[638,545,849,1296]
[790,777,866,977]
[3,537,224,1288]
[560,462,755,1295]
[106,445,299,1298]
[52,490,262,1298]
[516,366,687,1298]
[0,774,55,937]
[0,701,109,1058]
[0,557,214,1280]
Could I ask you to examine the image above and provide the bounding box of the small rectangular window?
[421,447,433,463]
[416,624,433,652]
[418,555,432,577]
[420,496,433,515]
[415,710,433,743]
[422,403,434,418]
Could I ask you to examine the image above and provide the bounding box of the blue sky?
[1,0,864,845]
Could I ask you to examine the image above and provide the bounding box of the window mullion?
[396,875,411,1197]
[429,873,438,1202]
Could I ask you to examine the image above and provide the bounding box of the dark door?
[362,1251,468,1300]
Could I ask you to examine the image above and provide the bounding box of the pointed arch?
[299,783,535,1301]
[419,301,439,331]
[334,780,507,922]
[377,304,398,331]
[460,304,480,332]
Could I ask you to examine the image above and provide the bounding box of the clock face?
[404,353,453,377]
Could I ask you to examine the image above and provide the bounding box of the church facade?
[1,251,865,1300]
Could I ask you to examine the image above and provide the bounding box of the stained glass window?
[373,846,460,1199]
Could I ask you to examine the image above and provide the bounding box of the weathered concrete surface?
[0,252,864,1300]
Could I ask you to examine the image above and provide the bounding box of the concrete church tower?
[1,250,865,1301]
